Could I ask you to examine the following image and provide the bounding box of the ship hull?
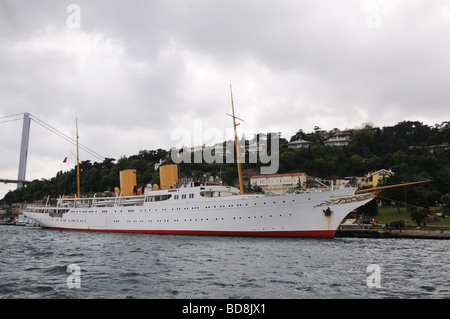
[37,228,336,238]
[24,187,375,238]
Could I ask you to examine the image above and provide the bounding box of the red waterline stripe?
[43,227,336,238]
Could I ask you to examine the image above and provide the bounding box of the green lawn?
[375,207,410,225]
[348,206,450,227]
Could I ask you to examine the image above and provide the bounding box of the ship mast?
[354,180,433,194]
[230,85,244,195]
[76,118,81,198]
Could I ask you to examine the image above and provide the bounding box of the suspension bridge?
[0,113,105,190]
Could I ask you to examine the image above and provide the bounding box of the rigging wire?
[0,113,25,120]
[377,195,435,214]
[0,112,105,162]
[0,113,25,125]
[0,118,24,125]
[29,114,105,162]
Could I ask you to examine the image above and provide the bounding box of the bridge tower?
[17,113,31,189]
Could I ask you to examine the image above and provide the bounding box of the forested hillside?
[1,120,449,207]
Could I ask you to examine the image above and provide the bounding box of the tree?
[410,207,427,227]
[350,154,364,175]
[349,125,375,157]
[1,119,449,205]
[442,198,450,217]
[424,190,442,208]
[379,174,408,213]
[290,129,307,142]
[279,150,297,172]
[356,198,378,217]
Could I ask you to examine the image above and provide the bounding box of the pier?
[336,225,450,239]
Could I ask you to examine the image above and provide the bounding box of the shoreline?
[336,226,450,239]
[3,221,450,239]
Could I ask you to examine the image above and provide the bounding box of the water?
[1,225,449,299]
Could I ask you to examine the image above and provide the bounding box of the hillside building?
[250,172,307,195]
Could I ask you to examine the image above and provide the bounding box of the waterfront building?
[366,169,394,188]
[250,172,307,194]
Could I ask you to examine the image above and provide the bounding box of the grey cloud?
[0,0,449,199]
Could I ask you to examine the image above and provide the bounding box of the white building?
[288,139,312,149]
[324,131,352,147]
[250,173,307,194]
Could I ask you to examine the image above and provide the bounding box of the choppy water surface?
[0,225,449,299]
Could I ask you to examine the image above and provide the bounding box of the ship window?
[146,194,172,202]
[199,191,212,198]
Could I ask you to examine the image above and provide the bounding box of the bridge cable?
[29,114,105,162]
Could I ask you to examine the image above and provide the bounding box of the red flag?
[63,157,68,163]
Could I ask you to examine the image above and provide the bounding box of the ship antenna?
[229,85,244,195]
[76,118,81,198]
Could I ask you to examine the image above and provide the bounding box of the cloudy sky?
[1,0,449,198]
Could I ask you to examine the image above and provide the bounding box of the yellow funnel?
[120,169,137,196]
[160,164,178,189]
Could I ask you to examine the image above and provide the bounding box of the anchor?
[323,207,333,216]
